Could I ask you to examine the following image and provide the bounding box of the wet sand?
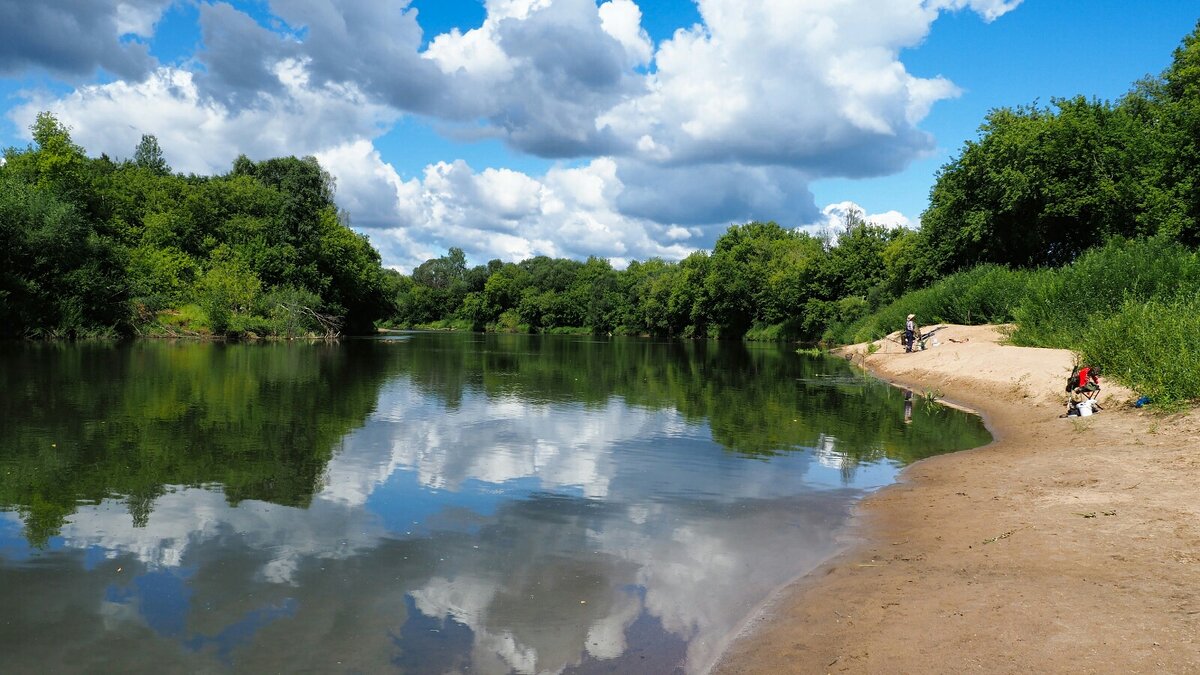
[712,325,1200,674]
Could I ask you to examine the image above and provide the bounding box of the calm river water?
[0,334,989,673]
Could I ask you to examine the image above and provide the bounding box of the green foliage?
[196,251,262,334]
[388,220,876,342]
[1009,238,1200,347]
[489,309,527,333]
[1076,295,1200,405]
[832,264,1034,344]
[915,21,1200,276]
[920,98,1175,275]
[394,247,481,328]
[816,215,897,303]
[0,172,129,337]
[156,303,210,334]
[133,134,170,176]
[256,286,328,337]
[128,245,197,311]
[744,322,793,342]
[0,113,394,338]
[410,318,475,331]
[1158,20,1200,242]
[26,112,92,209]
[704,221,795,336]
[312,207,391,333]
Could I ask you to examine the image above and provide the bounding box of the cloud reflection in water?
[0,342,964,673]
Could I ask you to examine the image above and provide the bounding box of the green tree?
[618,258,672,335]
[919,93,1177,275]
[704,222,795,337]
[1,113,394,338]
[567,256,619,332]
[313,208,391,333]
[1153,19,1200,243]
[133,134,170,175]
[759,232,825,328]
[196,249,262,333]
[816,215,895,304]
[480,263,530,324]
[0,118,130,338]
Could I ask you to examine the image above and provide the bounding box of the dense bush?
[1,114,393,339]
[829,264,1035,344]
[1077,295,1200,404]
[1009,238,1200,347]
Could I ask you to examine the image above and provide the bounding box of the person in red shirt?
[1061,365,1103,417]
[1078,366,1102,403]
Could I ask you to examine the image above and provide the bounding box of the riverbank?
[712,324,1199,674]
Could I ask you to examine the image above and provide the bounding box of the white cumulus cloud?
[798,200,916,240]
[11,62,397,175]
[3,0,1022,268]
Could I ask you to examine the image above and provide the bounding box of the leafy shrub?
[128,245,197,311]
[1010,238,1200,347]
[1076,295,1200,405]
[256,286,327,337]
[831,264,1032,344]
[544,326,592,335]
[194,254,261,334]
[745,322,793,342]
[488,309,527,334]
[226,313,275,338]
[155,303,211,335]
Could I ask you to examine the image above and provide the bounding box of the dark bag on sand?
[1065,366,1081,393]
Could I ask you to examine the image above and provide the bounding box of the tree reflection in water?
[0,335,989,673]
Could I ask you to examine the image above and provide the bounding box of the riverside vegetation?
[388,22,1200,404]
[4,23,1200,402]
[1,113,393,339]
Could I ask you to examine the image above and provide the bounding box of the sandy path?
[712,325,1199,674]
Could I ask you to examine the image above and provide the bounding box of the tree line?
[388,215,902,341]
[5,21,1200,342]
[1,113,392,338]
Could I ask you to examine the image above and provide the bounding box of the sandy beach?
[712,325,1200,674]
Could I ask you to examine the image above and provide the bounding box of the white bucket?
[1077,400,1093,416]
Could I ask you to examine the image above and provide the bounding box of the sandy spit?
[711,324,1199,674]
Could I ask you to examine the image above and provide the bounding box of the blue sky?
[818,1,1200,222]
[1,1,1197,270]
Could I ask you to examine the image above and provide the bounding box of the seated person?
[1078,366,1102,403]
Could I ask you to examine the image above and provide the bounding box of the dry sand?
[712,325,1200,674]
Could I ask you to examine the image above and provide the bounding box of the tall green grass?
[745,321,798,342]
[1076,296,1200,405]
[1009,238,1200,348]
[830,264,1035,344]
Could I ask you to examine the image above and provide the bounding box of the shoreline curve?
[710,324,1199,674]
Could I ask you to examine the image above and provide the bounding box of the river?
[0,334,989,673]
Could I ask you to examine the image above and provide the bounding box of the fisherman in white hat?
[904,313,917,353]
